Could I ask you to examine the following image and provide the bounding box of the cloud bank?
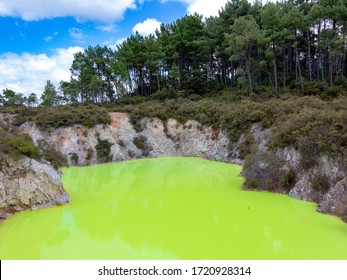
[132,18,162,36]
[0,46,83,95]
[164,0,229,17]
[0,0,137,23]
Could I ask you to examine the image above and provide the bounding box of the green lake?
[1,157,347,259]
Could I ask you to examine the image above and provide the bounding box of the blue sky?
[0,0,231,95]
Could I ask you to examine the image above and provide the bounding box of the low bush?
[311,172,330,193]
[243,148,297,193]
[133,136,145,150]
[269,106,346,169]
[115,95,147,105]
[13,104,111,130]
[37,139,68,168]
[41,147,68,168]
[0,126,67,168]
[150,88,177,101]
[133,136,151,156]
[95,138,112,162]
[0,130,39,159]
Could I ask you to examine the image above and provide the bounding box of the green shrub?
[269,105,347,169]
[133,136,151,156]
[150,88,177,101]
[86,148,94,160]
[133,136,145,150]
[334,75,347,87]
[238,132,254,160]
[0,132,39,159]
[311,172,330,193]
[116,95,147,105]
[96,138,112,162]
[303,81,325,96]
[42,148,68,169]
[282,170,296,190]
[188,94,203,101]
[243,147,298,193]
[13,104,111,130]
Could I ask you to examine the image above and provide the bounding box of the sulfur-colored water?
[0,157,347,260]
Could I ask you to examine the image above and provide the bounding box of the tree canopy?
[1,0,347,106]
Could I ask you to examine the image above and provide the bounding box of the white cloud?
[44,36,53,42]
[116,37,128,46]
[163,0,229,17]
[96,24,117,32]
[104,37,128,50]
[0,0,137,23]
[132,18,161,36]
[44,32,58,42]
[0,46,83,95]
[69,28,85,43]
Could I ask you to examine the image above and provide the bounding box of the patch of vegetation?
[69,153,79,166]
[37,140,68,169]
[86,148,94,162]
[12,104,111,131]
[133,136,151,157]
[115,96,147,105]
[0,128,39,159]
[108,95,346,163]
[0,126,67,169]
[238,132,254,160]
[133,136,145,150]
[269,105,346,169]
[42,148,68,169]
[150,88,178,101]
[95,138,112,162]
[243,148,297,193]
[311,172,330,193]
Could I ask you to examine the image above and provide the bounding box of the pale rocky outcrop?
[0,156,69,219]
[318,176,347,216]
[20,113,233,166]
[0,113,15,124]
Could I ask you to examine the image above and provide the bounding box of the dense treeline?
[1,0,347,106]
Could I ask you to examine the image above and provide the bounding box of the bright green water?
[1,157,347,259]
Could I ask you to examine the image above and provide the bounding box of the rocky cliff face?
[19,113,233,165]
[243,124,347,220]
[0,156,69,220]
[1,112,346,222]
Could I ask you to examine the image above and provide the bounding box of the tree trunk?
[246,58,253,94]
[157,71,161,92]
[307,30,312,81]
[317,22,325,91]
[272,42,278,94]
[328,43,333,87]
[223,58,228,88]
[296,48,304,92]
[283,44,286,87]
